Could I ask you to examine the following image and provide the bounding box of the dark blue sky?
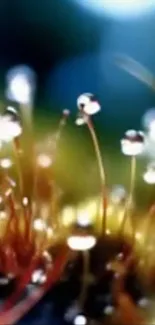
[0,0,154,124]
[0,0,154,201]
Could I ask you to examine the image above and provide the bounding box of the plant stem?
[86,116,107,235]
[120,155,136,236]
[79,250,90,308]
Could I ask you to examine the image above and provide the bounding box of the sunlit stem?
[86,115,107,235]
[38,212,52,254]
[33,111,69,199]
[13,137,24,198]
[31,112,69,242]
[143,207,154,266]
[144,209,153,245]
[20,102,34,196]
[20,103,33,130]
[53,110,70,157]
[13,137,29,239]
[79,250,89,308]
[120,155,136,237]
[4,193,17,240]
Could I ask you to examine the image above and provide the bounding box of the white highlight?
[149,120,155,141]
[142,109,155,130]
[111,185,126,204]
[6,65,36,104]
[0,158,12,169]
[138,297,149,307]
[104,305,114,315]
[22,197,29,206]
[75,113,88,126]
[77,210,92,227]
[67,235,96,251]
[121,139,144,156]
[74,315,87,325]
[0,116,22,142]
[77,93,100,116]
[143,164,155,184]
[33,219,46,231]
[37,154,52,168]
[31,269,47,284]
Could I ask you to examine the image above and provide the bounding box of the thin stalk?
[86,115,107,235]
[0,249,69,323]
[31,112,69,245]
[143,206,154,266]
[120,155,136,236]
[13,138,28,239]
[32,111,69,203]
[4,193,17,240]
[79,250,90,308]
[20,103,33,130]
[13,138,24,199]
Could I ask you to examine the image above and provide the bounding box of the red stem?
[0,248,69,325]
[0,257,39,312]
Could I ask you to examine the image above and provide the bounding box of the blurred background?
[1,0,155,323]
[1,0,155,206]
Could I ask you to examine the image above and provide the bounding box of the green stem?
[86,116,107,235]
[120,155,136,236]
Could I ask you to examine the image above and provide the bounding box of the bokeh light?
[6,65,36,105]
[67,235,97,251]
[74,315,87,325]
[74,0,155,19]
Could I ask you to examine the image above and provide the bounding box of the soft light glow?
[104,305,114,315]
[7,106,18,115]
[149,120,155,141]
[138,297,149,307]
[75,114,87,126]
[111,185,126,204]
[31,269,47,284]
[75,0,155,18]
[22,197,29,206]
[5,188,12,197]
[106,229,111,235]
[0,158,13,169]
[67,235,96,251]
[7,178,16,188]
[6,65,36,104]
[37,153,52,168]
[43,250,53,263]
[0,116,22,142]
[47,227,54,238]
[74,315,87,325]
[143,165,155,184]
[142,108,155,130]
[77,210,92,227]
[33,219,46,231]
[117,253,124,260]
[64,304,81,322]
[61,206,75,226]
[0,211,7,220]
[0,277,9,285]
[135,232,143,241]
